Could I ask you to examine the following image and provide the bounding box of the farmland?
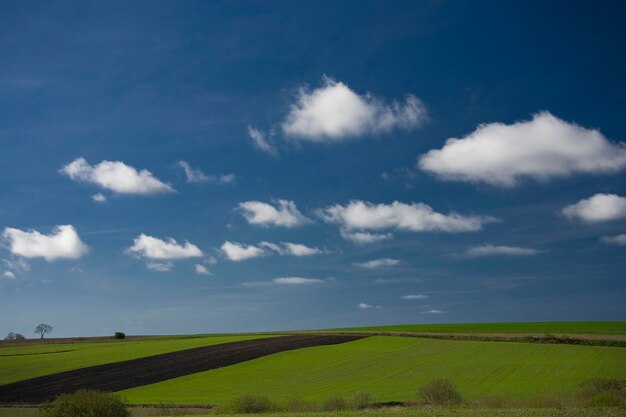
[121,335,626,405]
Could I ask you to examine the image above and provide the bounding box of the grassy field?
[0,334,271,385]
[332,321,626,335]
[121,336,626,405]
[1,408,625,417]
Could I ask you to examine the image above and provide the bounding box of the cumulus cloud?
[259,241,322,256]
[195,264,212,275]
[2,271,15,279]
[220,241,266,261]
[247,126,278,156]
[358,302,382,309]
[272,277,324,285]
[354,258,401,269]
[61,157,174,195]
[282,76,427,142]
[401,294,428,300]
[600,234,626,246]
[2,225,88,261]
[320,200,496,236]
[466,245,539,257]
[146,261,173,272]
[238,200,311,227]
[176,161,235,184]
[418,112,626,187]
[562,194,626,223]
[92,193,107,203]
[340,230,393,245]
[126,234,203,260]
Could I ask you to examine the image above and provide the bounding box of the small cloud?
[272,277,324,285]
[238,200,311,228]
[401,294,428,300]
[2,271,15,279]
[92,193,107,203]
[220,241,265,261]
[354,258,401,269]
[421,309,444,314]
[466,245,539,257]
[600,234,626,246]
[259,241,323,256]
[2,225,88,261]
[3,258,30,274]
[127,234,203,260]
[60,158,174,195]
[176,161,235,185]
[340,229,393,245]
[562,193,626,223]
[146,261,173,272]
[247,126,278,156]
[358,302,382,309]
[195,264,211,275]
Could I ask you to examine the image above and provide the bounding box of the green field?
[333,321,626,335]
[121,336,626,405]
[0,334,270,385]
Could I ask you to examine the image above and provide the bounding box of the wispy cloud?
[239,200,311,228]
[358,302,382,309]
[354,258,401,269]
[466,245,539,257]
[272,277,324,285]
[247,126,278,156]
[600,234,626,246]
[176,161,235,184]
[401,294,428,300]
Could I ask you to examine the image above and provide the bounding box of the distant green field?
[332,321,626,335]
[121,336,626,405]
[0,334,270,385]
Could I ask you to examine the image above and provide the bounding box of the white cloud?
[146,261,173,272]
[421,309,444,314]
[176,161,235,184]
[61,157,174,195]
[126,234,203,260]
[282,76,427,142]
[2,225,88,261]
[3,257,30,273]
[340,230,393,245]
[239,200,311,227]
[418,112,626,187]
[2,271,15,279]
[401,294,428,300]
[92,193,107,203]
[466,245,539,257]
[600,234,626,246]
[272,277,324,285]
[259,241,322,256]
[195,264,212,275]
[247,126,278,156]
[220,241,266,261]
[358,302,382,309]
[562,194,626,223]
[320,201,496,236]
[354,258,401,269]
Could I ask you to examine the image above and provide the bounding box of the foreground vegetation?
[335,321,626,335]
[122,336,626,404]
[0,334,270,385]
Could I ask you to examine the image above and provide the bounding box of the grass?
[332,321,626,335]
[121,336,626,405]
[1,408,626,417]
[0,334,271,385]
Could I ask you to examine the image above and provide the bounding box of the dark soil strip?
[0,334,363,404]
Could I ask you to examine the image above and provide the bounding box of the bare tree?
[35,323,53,339]
[4,332,15,341]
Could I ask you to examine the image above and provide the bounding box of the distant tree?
[114,332,126,340]
[35,323,53,339]
[15,333,25,340]
[4,332,15,341]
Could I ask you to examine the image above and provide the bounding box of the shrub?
[218,394,273,414]
[322,395,348,411]
[282,396,314,412]
[417,379,463,406]
[577,378,625,407]
[114,332,126,340]
[14,333,25,340]
[39,389,130,417]
[351,391,373,410]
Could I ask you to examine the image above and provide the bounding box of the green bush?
[39,389,130,417]
[578,378,625,406]
[351,390,373,410]
[281,396,314,412]
[322,395,348,411]
[417,379,463,406]
[114,332,126,340]
[218,394,273,413]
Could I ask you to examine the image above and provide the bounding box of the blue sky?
[1,1,625,337]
